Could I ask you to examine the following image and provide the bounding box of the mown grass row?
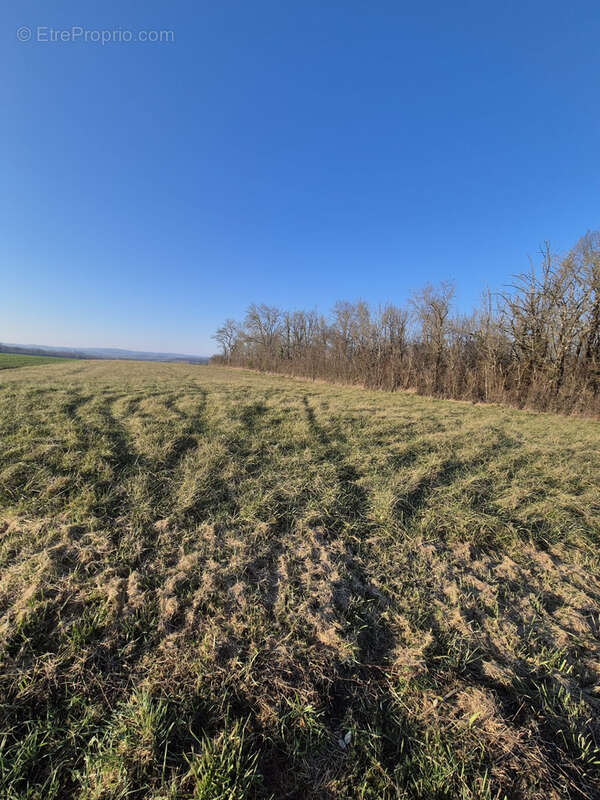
[1,361,599,799]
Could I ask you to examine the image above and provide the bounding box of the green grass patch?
[0,353,71,370]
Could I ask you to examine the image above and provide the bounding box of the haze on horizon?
[4,0,599,354]
[1,340,209,359]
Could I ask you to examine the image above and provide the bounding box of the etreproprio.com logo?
[16,26,175,44]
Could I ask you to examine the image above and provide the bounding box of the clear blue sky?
[3,1,599,355]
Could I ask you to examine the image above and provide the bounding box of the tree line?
[212,231,600,416]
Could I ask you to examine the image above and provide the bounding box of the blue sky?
[3,1,599,355]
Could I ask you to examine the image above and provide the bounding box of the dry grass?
[1,361,599,799]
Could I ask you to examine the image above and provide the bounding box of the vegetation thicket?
[214,231,600,417]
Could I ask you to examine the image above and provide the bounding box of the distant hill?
[0,342,209,364]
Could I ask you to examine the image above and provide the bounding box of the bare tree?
[244,304,282,366]
[411,282,454,394]
[212,319,240,363]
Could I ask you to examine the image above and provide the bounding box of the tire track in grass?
[300,396,395,703]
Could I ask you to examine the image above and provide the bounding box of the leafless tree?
[411,282,454,394]
[212,319,240,363]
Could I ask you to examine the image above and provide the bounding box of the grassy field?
[1,361,599,799]
[0,353,69,370]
